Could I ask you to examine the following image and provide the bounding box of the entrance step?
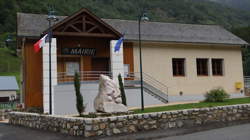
[125,80,168,103]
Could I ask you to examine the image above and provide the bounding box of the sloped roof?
[17,13,65,37]
[45,8,122,38]
[0,76,19,91]
[17,12,248,45]
[104,19,248,45]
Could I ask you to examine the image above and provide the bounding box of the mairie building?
[17,8,248,114]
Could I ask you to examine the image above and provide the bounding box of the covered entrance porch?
[42,9,125,114]
[56,36,112,83]
[50,9,122,83]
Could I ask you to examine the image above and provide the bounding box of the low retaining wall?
[8,104,250,137]
[245,88,250,96]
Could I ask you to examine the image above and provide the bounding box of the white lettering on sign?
[62,48,96,56]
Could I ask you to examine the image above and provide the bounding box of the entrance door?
[92,57,110,72]
[91,57,110,80]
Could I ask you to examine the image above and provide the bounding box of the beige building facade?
[17,9,248,111]
[133,42,244,95]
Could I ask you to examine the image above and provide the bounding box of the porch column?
[110,40,124,83]
[42,38,57,114]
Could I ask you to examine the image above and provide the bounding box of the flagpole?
[48,19,52,115]
[47,9,58,115]
[138,16,144,111]
[138,11,149,111]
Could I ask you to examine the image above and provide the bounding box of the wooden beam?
[82,15,86,32]
[44,8,121,38]
[70,25,82,32]
[56,26,65,32]
[53,32,117,38]
[87,25,99,33]
[62,25,69,32]
[57,55,81,58]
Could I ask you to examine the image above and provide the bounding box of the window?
[124,64,130,78]
[66,62,80,76]
[172,58,185,76]
[212,59,224,76]
[196,59,209,76]
[0,97,9,102]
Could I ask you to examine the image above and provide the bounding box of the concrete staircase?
[125,80,169,103]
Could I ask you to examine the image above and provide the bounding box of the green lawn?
[133,97,250,114]
[0,48,21,93]
[0,48,20,73]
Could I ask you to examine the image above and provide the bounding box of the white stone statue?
[94,75,128,113]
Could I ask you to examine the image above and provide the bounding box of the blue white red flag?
[33,34,49,53]
[114,37,124,52]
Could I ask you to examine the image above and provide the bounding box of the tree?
[74,72,84,116]
[118,74,127,106]
[232,26,250,76]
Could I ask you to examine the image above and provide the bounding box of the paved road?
[0,122,82,140]
[156,123,250,140]
[1,122,250,140]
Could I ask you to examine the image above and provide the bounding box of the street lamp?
[5,35,12,48]
[5,35,17,55]
[47,10,58,115]
[138,12,149,111]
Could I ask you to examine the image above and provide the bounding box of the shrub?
[26,107,43,114]
[74,72,84,116]
[118,74,127,106]
[205,88,230,102]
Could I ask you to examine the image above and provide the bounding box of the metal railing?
[57,71,112,84]
[126,72,168,101]
[244,76,250,88]
[58,71,168,94]
[0,102,17,109]
[57,71,168,102]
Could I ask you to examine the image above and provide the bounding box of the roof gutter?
[126,39,248,47]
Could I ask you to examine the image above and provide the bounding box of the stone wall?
[0,110,9,121]
[245,88,250,96]
[8,104,250,138]
[9,112,85,136]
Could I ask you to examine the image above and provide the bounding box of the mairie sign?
[62,48,96,56]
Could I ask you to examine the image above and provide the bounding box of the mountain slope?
[208,0,250,11]
[1,0,250,34]
[1,0,250,78]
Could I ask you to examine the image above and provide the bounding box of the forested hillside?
[1,0,250,75]
[1,0,250,35]
[232,26,250,75]
[208,0,250,11]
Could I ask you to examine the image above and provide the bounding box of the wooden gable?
[47,8,122,39]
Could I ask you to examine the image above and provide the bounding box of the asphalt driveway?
[1,122,250,140]
[156,123,250,140]
[0,122,82,140]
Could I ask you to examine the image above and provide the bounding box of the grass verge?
[0,48,21,93]
[132,97,250,114]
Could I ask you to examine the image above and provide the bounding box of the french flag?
[33,34,49,53]
[114,37,124,52]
